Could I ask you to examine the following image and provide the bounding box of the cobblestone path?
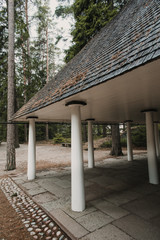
[0,178,71,240]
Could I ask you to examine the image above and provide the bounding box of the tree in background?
[110,124,123,156]
[0,0,58,146]
[0,0,8,141]
[55,0,128,62]
[65,0,117,62]
[6,0,16,170]
[31,0,56,140]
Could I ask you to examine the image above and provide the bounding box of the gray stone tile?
[113,214,160,240]
[50,209,89,239]
[105,190,142,206]
[89,175,121,187]
[36,178,71,198]
[123,194,160,220]
[32,191,57,203]
[41,197,71,211]
[35,177,60,186]
[27,187,47,196]
[76,210,113,232]
[85,183,111,202]
[150,215,160,228]
[62,205,96,219]
[80,224,133,240]
[91,199,129,219]
[22,181,39,190]
[132,183,160,195]
[54,179,70,188]
[12,179,25,185]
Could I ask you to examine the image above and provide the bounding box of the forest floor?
[0,140,147,240]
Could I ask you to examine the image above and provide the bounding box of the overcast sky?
[49,0,74,66]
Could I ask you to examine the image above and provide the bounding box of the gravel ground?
[0,142,112,177]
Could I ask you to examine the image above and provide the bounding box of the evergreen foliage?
[55,0,129,62]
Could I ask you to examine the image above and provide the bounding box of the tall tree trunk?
[110,124,123,156]
[46,122,49,141]
[83,124,87,143]
[6,0,16,170]
[45,26,49,141]
[103,125,107,137]
[24,0,30,142]
[15,93,19,148]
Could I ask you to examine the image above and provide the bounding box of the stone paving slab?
[90,199,129,219]
[104,190,142,206]
[22,181,40,190]
[54,179,70,189]
[76,210,113,232]
[62,204,96,219]
[131,183,160,195]
[89,175,122,187]
[113,214,160,240]
[50,209,89,239]
[122,194,160,220]
[80,224,133,240]
[41,197,71,212]
[33,191,58,204]
[35,179,71,198]
[27,187,47,196]
[85,183,110,202]
[150,215,160,228]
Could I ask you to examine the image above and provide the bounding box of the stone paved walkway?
[10,154,160,240]
[0,178,71,240]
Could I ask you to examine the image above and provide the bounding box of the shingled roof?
[13,0,160,120]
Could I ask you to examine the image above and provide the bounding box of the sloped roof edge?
[13,0,160,120]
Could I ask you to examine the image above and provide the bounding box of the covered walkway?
[11,153,160,240]
[12,0,160,213]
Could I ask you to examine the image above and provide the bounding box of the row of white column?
[27,109,160,212]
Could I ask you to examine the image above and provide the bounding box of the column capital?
[26,116,38,120]
[65,100,87,107]
[141,109,157,113]
[124,120,133,123]
[85,118,95,121]
[154,121,160,123]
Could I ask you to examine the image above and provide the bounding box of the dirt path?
[0,187,33,240]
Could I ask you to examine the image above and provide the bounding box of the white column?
[145,112,159,184]
[71,105,85,211]
[88,121,94,168]
[27,118,36,180]
[126,121,133,161]
[154,123,160,158]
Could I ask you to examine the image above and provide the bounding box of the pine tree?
[56,0,128,62]
[6,0,16,170]
[0,0,8,141]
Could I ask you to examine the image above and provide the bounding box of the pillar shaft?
[71,105,85,211]
[27,119,36,180]
[145,112,159,184]
[154,123,160,158]
[88,121,94,168]
[126,122,133,161]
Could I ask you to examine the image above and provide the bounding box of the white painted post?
[126,121,133,161]
[145,112,159,184]
[88,121,94,168]
[154,123,160,158]
[27,118,36,180]
[71,105,85,211]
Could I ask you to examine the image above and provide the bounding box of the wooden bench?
[61,143,71,147]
